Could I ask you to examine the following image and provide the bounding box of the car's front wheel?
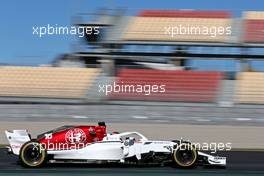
[173,142,197,168]
[19,140,47,168]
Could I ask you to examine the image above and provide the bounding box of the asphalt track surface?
[1,104,264,148]
[0,149,264,175]
[1,103,264,175]
[1,103,264,126]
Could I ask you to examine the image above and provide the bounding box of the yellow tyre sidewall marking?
[20,142,46,167]
[173,144,197,167]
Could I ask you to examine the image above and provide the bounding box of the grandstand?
[110,69,222,102]
[0,67,100,100]
[122,10,232,42]
[71,9,264,105]
[243,11,264,43]
[0,9,264,106]
[236,72,264,104]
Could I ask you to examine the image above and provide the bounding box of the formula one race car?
[5,122,226,168]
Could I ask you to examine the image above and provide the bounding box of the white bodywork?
[5,130,30,155]
[5,130,226,166]
[48,132,173,161]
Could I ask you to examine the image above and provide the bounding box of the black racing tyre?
[173,142,197,168]
[19,140,47,168]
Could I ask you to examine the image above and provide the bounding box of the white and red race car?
[5,122,226,168]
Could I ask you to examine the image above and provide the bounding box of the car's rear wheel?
[173,143,197,168]
[19,140,47,168]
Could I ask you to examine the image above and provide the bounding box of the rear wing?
[5,130,30,155]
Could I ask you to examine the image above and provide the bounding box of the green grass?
[0,144,8,148]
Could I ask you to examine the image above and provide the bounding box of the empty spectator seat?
[138,10,231,18]
[243,11,264,43]
[236,72,264,104]
[0,66,100,99]
[109,69,222,102]
[122,10,232,42]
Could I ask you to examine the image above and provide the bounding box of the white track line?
[235,118,252,121]
[72,115,89,119]
[132,115,149,119]
[195,119,211,122]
